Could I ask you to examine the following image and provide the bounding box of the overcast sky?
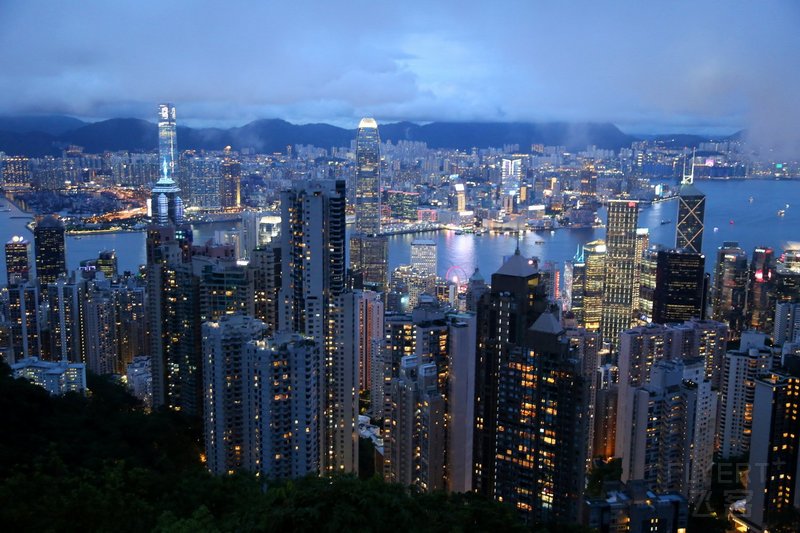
[1,0,798,143]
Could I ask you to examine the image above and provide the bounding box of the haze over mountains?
[0,115,734,157]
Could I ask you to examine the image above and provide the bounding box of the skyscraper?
[220,146,241,210]
[152,104,184,225]
[652,248,705,324]
[355,118,381,236]
[5,236,31,286]
[675,155,705,254]
[33,215,67,286]
[744,366,800,531]
[350,118,387,293]
[410,239,437,277]
[278,179,355,474]
[602,201,639,347]
[712,241,748,338]
[157,103,177,183]
[746,246,775,333]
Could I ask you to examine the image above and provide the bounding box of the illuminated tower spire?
[676,149,706,253]
[152,103,184,225]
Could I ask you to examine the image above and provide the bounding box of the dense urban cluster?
[2,104,800,533]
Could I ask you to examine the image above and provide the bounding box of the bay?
[1,179,799,284]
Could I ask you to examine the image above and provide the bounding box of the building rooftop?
[495,248,537,278]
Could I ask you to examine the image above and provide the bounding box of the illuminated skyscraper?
[152,104,184,225]
[158,103,177,183]
[220,146,241,210]
[351,118,387,292]
[33,215,67,286]
[5,236,31,286]
[355,117,381,236]
[675,155,705,254]
[601,201,639,348]
[410,239,437,277]
[746,246,775,333]
[712,242,748,338]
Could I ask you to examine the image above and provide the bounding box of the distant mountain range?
[0,115,740,157]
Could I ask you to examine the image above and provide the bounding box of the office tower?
[5,236,30,286]
[2,155,31,188]
[582,240,607,331]
[564,255,582,316]
[744,368,800,531]
[652,248,705,324]
[500,158,522,198]
[349,234,389,292]
[772,248,800,308]
[278,180,354,474]
[602,200,639,348]
[157,103,178,183]
[249,244,282,335]
[202,314,267,476]
[584,481,688,533]
[410,239,437,277]
[453,182,466,211]
[579,167,597,196]
[675,155,705,253]
[617,358,716,505]
[357,290,384,415]
[711,242,748,338]
[11,357,86,395]
[47,275,87,363]
[637,244,662,322]
[96,250,117,279]
[405,267,436,310]
[774,302,800,345]
[355,118,381,236]
[464,268,487,312]
[220,146,241,210]
[634,228,649,294]
[746,246,775,332]
[152,106,184,225]
[7,281,40,362]
[718,332,772,459]
[386,190,419,222]
[33,215,67,286]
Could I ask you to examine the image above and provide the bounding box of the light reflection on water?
[1,180,798,282]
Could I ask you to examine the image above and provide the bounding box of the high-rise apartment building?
[220,146,241,210]
[33,215,67,286]
[572,240,606,331]
[712,241,748,338]
[774,302,800,346]
[675,156,705,254]
[7,281,41,362]
[47,275,87,363]
[718,332,773,459]
[743,366,800,532]
[278,179,356,474]
[5,236,30,286]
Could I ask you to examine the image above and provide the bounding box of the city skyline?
[1,2,799,148]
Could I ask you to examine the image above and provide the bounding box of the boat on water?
[778,210,786,217]
[535,240,545,245]
[454,230,464,235]
[660,219,671,225]
[749,196,754,203]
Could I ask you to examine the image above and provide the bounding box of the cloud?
[0,0,798,147]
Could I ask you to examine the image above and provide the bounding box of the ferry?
[660,219,671,225]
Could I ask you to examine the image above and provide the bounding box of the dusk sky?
[1,1,798,143]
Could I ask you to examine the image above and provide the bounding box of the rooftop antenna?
[682,148,696,185]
